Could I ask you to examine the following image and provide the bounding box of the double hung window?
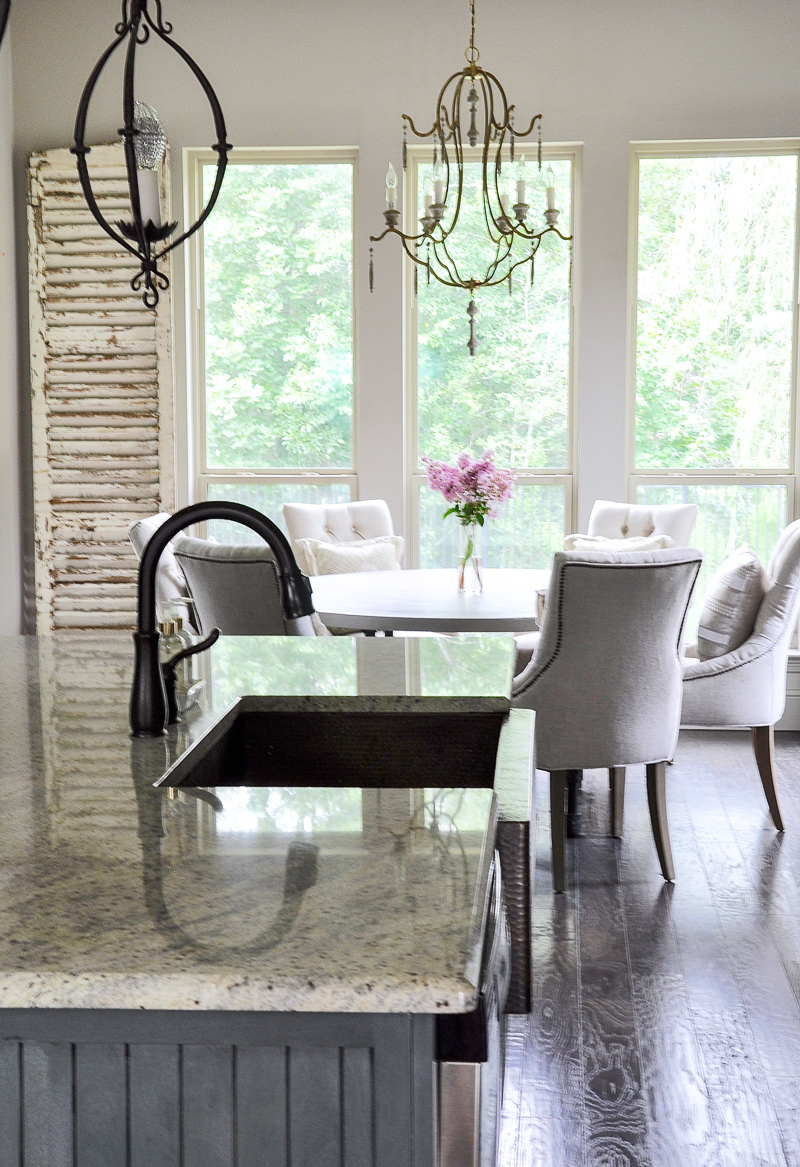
[630,142,800,613]
[406,147,578,566]
[187,148,356,540]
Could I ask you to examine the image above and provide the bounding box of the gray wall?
[0,27,19,635]
[6,0,800,627]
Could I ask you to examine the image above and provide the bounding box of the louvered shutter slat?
[28,143,175,633]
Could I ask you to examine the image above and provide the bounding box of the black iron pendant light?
[72,0,231,308]
[0,0,10,50]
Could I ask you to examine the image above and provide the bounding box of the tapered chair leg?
[751,724,785,831]
[646,761,675,882]
[566,769,583,837]
[549,771,569,893]
[609,767,626,838]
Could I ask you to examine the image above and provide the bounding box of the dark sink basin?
[158,695,510,789]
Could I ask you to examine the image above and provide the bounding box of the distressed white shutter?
[28,143,175,633]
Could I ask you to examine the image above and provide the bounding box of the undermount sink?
[158,695,511,789]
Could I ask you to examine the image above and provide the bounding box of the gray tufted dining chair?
[512,547,703,891]
[514,499,699,676]
[682,519,800,831]
[172,535,325,637]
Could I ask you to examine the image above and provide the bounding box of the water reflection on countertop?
[0,633,530,1013]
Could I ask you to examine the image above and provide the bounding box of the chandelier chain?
[466,0,479,64]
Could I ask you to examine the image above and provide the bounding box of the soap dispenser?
[158,619,183,665]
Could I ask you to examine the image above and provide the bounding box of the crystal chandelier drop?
[370,0,572,355]
[72,0,231,308]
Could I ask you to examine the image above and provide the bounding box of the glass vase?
[457,520,484,593]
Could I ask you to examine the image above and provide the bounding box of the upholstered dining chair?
[514,500,699,675]
[128,512,198,629]
[681,519,800,832]
[282,500,400,575]
[512,547,703,891]
[587,499,698,545]
[172,535,325,637]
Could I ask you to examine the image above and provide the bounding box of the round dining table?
[310,567,550,633]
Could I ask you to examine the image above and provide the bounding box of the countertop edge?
[0,973,479,1014]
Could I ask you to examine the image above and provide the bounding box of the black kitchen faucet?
[129,501,314,736]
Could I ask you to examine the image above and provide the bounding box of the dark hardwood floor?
[499,730,800,1167]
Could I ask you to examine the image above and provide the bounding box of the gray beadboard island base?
[0,1010,436,1167]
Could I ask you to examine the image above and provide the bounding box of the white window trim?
[626,138,800,524]
[184,146,359,508]
[403,142,582,566]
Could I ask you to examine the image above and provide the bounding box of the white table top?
[310,567,550,632]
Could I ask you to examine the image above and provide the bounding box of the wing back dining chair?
[587,500,698,546]
[128,512,198,630]
[682,519,800,832]
[512,547,703,891]
[282,500,399,575]
[172,535,325,637]
[514,499,699,676]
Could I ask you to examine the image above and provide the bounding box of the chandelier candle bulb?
[500,194,510,215]
[136,168,161,228]
[434,179,444,204]
[546,184,556,211]
[385,163,398,208]
[516,178,526,204]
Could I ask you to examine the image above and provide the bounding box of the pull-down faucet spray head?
[130,501,314,737]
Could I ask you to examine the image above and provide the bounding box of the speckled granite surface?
[0,633,533,1013]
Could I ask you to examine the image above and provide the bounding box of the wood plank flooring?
[499,730,800,1167]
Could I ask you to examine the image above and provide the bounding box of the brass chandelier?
[370,0,572,354]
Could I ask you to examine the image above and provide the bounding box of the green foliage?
[242,786,363,833]
[416,634,514,695]
[636,156,795,470]
[203,163,353,470]
[210,637,357,708]
[417,159,572,471]
[206,481,350,544]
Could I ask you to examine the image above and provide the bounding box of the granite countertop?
[0,633,533,1014]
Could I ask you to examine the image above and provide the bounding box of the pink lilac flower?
[422,450,515,523]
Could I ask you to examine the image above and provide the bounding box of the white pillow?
[297,535,404,576]
[564,533,676,552]
[697,544,769,661]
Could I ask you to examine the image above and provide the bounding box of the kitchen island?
[0,633,533,1167]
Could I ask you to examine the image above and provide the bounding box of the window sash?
[627,139,800,479]
[404,144,580,563]
[185,147,358,489]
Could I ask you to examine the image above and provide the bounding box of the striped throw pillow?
[696,545,769,661]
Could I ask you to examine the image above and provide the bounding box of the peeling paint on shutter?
[28,143,175,633]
